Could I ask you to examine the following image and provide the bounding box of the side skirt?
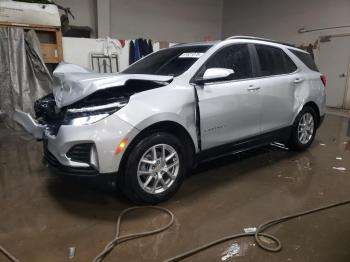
[195,126,292,164]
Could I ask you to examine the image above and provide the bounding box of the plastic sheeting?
[0,27,52,127]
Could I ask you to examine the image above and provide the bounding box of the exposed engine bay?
[35,79,171,136]
[14,63,173,139]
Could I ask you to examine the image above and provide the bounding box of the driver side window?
[202,44,253,80]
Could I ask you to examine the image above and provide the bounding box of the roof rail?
[225,36,295,47]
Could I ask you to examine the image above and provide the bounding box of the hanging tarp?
[0,27,52,127]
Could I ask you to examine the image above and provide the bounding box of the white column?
[97,0,110,38]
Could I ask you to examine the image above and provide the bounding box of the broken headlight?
[64,101,128,126]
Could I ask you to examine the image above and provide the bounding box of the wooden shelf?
[0,22,63,64]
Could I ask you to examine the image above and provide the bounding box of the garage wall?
[222,0,350,44]
[222,0,350,109]
[62,37,163,71]
[54,0,97,37]
[109,0,223,42]
[53,0,222,42]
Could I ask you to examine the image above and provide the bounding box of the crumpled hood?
[53,63,173,108]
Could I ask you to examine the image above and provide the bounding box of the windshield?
[123,45,212,76]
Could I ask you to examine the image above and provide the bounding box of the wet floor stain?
[1,114,350,261]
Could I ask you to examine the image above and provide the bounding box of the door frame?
[318,33,350,109]
[190,43,261,151]
[190,43,258,84]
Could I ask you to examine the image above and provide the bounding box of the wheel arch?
[294,100,321,127]
[303,101,321,127]
[119,121,197,179]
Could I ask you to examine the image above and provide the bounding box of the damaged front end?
[14,63,173,140]
[35,90,128,137]
[14,88,129,139]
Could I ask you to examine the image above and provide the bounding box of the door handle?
[339,73,346,78]
[247,85,261,91]
[294,78,304,84]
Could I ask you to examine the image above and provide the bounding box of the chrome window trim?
[252,43,300,78]
[201,68,300,86]
[190,43,255,84]
[190,41,300,86]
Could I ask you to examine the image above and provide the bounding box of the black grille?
[66,143,93,164]
[43,143,97,176]
[34,94,66,136]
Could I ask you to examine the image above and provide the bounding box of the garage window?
[255,45,296,76]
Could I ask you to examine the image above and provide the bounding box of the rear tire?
[288,106,317,151]
[120,132,186,204]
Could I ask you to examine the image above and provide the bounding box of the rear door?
[253,44,299,133]
[195,44,263,150]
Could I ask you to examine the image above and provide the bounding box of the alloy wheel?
[137,144,180,194]
[297,112,314,144]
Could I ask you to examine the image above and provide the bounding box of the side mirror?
[194,68,234,84]
[203,68,234,81]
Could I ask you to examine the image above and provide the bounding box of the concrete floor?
[1,114,350,262]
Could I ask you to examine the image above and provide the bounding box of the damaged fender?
[53,63,173,108]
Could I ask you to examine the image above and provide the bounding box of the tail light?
[320,75,327,87]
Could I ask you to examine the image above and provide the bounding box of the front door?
[195,44,262,150]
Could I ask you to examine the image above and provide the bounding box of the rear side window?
[289,49,319,72]
[203,44,253,80]
[255,45,297,76]
[283,52,298,73]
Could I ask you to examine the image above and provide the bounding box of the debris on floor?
[243,227,257,233]
[283,176,296,181]
[336,157,343,160]
[332,167,347,171]
[221,243,240,261]
[68,247,76,259]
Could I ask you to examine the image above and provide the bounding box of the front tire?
[288,106,317,151]
[120,132,186,204]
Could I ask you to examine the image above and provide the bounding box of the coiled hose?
[1,200,350,262]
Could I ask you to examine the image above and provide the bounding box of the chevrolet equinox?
[15,36,326,203]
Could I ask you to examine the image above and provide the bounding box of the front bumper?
[43,144,99,175]
[13,110,45,139]
[45,114,138,174]
[15,110,139,174]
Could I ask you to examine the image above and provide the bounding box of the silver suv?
[15,36,326,203]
